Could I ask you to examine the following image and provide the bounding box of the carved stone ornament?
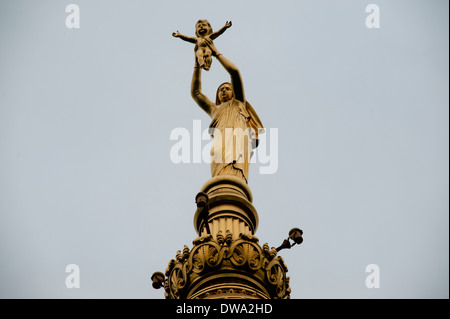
[164,232,290,299]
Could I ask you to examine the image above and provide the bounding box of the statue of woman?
[190,38,264,183]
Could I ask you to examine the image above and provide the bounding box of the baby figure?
[172,20,232,71]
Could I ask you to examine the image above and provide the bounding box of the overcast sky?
[0,0,448,299]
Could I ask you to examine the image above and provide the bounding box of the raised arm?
[172,31,197,44]
[191,61,216,116]
[209,21,232,40]
[204,38,245,103]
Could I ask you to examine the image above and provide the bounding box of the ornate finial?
[182,245,190,259]
[239,233,259,243]
[165,259,175,277]
[225,230,233,246]
[193,234,213,245]
[216,230,225,245]
[176,250,184,262]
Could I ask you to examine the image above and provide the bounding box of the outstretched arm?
[209,21,232,40]
[191,60,216,116]
[172,31,197,44]
[204,38,245,103]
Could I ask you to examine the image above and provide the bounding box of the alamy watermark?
[365,4,380,29]
[365,264,380,288]
[65,264,80,288]
[169,120,278,175]
[65,4,80,29]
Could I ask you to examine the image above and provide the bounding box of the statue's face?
[196,20,211,36]
[218,84,233,103]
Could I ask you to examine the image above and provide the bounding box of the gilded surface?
[164,232,290,299]
[176,21,264,183]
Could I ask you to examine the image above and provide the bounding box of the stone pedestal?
[193,175,258,240]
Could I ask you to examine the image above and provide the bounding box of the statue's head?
[195,19,213,37]
[215,82,234,105]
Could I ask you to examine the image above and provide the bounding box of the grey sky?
[0,0,448,298]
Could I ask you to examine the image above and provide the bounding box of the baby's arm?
[209,21,232,40]
[172,31,197,44]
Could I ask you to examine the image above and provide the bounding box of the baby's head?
[195,19,213,37]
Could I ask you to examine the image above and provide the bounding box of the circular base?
[187,273,270,299]
[193,176,259,237]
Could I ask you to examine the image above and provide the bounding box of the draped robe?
[208,98,264,183]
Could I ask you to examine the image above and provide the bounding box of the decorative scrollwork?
[228,239,265,271]
[165,262,189,299]
[266,256,289,299]
[163,233,290,299]
[188,240,226,274]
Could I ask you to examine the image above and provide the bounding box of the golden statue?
[151,22,295,300]
[172,19,232,71]
[189,36,264,183]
